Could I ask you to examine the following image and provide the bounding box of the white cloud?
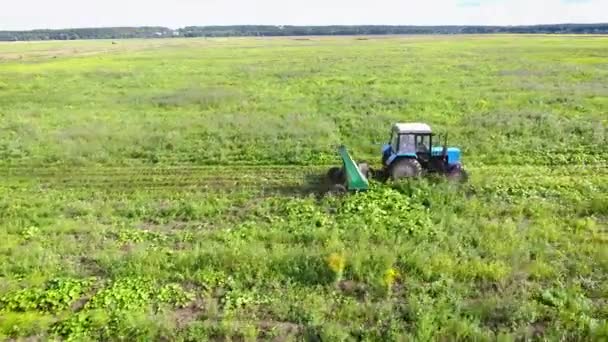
[0,0,606,30]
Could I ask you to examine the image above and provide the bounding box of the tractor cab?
[383,123,435,165]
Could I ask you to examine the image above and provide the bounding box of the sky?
[1,0,607,30]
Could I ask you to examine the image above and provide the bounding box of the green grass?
[0,35,607,341]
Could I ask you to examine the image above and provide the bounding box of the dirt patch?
[173,298,206,329]
[70,295,91,312]
[137,221,190,232]
[258,320,302,340]
[529,319,550,338]
[120,243,135,253]
[198,319,303,341]
[471,271,532,301]
[79,256,108,277]
[6,337,44,342]
[338,280,368,301]
[498,69,550,77]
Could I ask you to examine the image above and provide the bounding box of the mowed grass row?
[0,162,607,180]
[0,165,606,199]
[1,35,607,166]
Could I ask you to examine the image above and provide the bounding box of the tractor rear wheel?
[327,167,345,184]
[390,158,422,180]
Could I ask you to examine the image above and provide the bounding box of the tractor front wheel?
[390,158,422,180]
[327,167,345,184]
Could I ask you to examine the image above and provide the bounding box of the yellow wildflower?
[326,252,346,274]
[383,268,399,287]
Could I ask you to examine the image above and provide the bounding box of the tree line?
[2,24,608,41]
[0,27,175,41]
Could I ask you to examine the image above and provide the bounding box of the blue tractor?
[326,122,467,194]
[380,122,467,181]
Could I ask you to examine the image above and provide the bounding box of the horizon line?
[3,22,608,32]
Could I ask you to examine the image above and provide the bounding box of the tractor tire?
[390,158,422,180]
[328,184,347,196]
[447,168,469,183]
[358,163,371,179]
[327,167,345,184]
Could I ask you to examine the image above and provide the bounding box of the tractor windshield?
[398,134,416,153]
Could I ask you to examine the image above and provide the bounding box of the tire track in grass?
[0,165,331,194]
[0,164,606,194]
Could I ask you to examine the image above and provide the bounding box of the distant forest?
[1,24,608,41]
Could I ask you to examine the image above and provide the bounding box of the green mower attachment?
[326,145,370,193]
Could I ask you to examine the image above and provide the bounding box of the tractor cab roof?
[393,123,432,134]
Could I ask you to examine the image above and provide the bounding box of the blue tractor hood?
[431,147,461,165]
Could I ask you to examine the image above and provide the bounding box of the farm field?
[0,35,607,341]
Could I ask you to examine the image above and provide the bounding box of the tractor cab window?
[398,134,416,153]
[416,134,431,153]
[391,132,399,151]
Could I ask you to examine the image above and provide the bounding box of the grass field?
[0,35,607,341]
